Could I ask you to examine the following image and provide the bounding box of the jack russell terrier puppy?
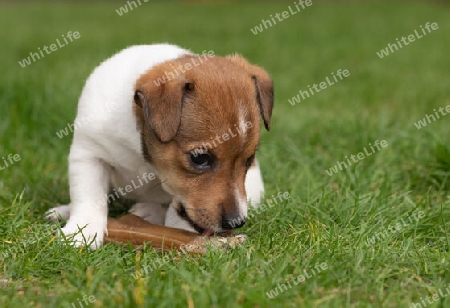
[46,44,273,249]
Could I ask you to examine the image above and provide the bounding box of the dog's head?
[133,54,273,235]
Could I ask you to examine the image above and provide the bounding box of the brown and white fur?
[46,44,273,249]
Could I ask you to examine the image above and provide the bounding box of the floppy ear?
[226,54,274,131]
[134,76,193,143]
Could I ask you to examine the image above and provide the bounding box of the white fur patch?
[238,101,249,138]
[244,158,265,208]
[164,203,197,232]
[129,202,167,225]
[235,187,248,220]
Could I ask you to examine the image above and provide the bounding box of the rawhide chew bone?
[105,214,246,254]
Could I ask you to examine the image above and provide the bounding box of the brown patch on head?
[225,54,274,131]
[133,53,274,233]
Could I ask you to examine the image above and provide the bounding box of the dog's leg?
[128,202,167,225]
[61,155,110,250]
[245,158,265,208]
[45,204,71,221]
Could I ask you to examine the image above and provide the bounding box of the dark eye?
[246,154,255,168]
[189,153,213,170]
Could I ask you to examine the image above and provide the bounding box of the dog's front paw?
[61,220,106,250]
[45,204,71,222]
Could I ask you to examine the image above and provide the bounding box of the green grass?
[1,1,450,307]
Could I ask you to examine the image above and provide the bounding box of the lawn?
[1,1,449,307]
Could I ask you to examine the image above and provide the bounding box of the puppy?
[46,44,273,249]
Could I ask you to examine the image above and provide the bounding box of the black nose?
[221,215,246,230]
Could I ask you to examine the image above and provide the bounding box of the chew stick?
[105,214,246,254]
